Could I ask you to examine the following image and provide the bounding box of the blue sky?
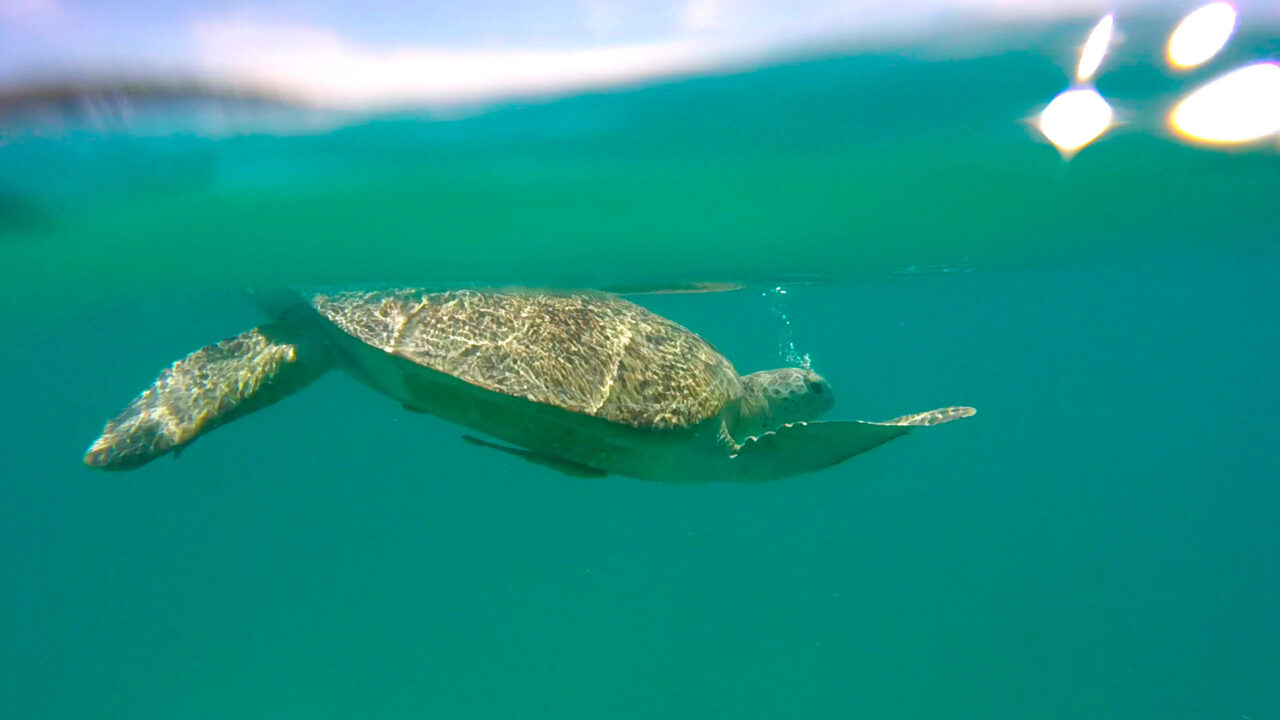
[1,0,1271,106]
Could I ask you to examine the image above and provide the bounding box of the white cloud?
[185,0,1111,109]
[173,0,1265,110]
[190,17,744,108]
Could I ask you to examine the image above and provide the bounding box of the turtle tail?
[84,324,332,471]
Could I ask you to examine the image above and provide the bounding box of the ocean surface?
[2,11,1278,720]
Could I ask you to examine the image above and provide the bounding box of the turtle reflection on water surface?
[85,288,974,482]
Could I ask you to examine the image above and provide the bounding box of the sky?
[0,0,1273,106]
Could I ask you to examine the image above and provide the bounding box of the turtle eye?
[808,381,824,394]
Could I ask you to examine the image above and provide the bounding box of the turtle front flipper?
[727,406,975,482]
[84,325,332,471]
[879,406,976,427]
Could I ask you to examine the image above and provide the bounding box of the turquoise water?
[2,14,1279,720]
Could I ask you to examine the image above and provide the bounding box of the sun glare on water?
[1035,3,1278,154]
[1038,88,1113,154]
[1036,13,1115,156]
[1171,62,1280,143]
[1167,2,1238,69]
[1076,13,1114,82]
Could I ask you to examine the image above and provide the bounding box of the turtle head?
[737,367,834,435]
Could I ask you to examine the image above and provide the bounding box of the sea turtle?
[84,288,974,481]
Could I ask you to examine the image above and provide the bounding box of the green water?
[2,14,1278,720]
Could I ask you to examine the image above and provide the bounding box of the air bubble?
[762,285,812,369]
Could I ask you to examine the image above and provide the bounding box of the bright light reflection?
[1077,14,1114,82]
[1171,62,1280,143]
[1167,2,1237,69]
[1038,88,1114,154]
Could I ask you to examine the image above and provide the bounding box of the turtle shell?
[309,289,742,429]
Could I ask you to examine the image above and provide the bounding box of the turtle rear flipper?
[728,406,975,482]
[84,325,332,470]
[461,435,609,478]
